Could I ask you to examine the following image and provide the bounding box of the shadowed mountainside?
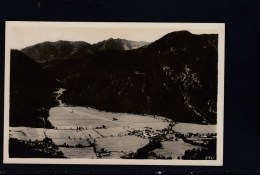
[10,50,58,127]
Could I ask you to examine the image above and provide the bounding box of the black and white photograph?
[4,22,224,165]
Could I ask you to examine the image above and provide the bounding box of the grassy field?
[172,123,216,135]
[46,129,85,139]
[152,148,172,159]
[106,152,125,159]
[9,127,46,141]
[45,129,101,146]
[52,138,90,146]
[59,147,96,158]
[162,140,200,159]
[80,130,102,138]
[95,127,128,137]
[49,107,168,130]
[95,136,149,152]
[49,107,120,129]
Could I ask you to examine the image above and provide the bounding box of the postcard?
[4,22,224,165]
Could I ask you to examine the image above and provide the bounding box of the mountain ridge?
[21,38,149,63]
[10,50,58,127]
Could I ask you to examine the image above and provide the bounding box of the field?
[162,140,200,159]
[152,149,172,159]
[172,123,216,135]
[9,127,46,141]
[52,139,91,147]
[95,127,128,137]
[49,107,168,130]
[106,152,125,159]
[95,136,149,152]
[59,147,96,158]
[49,107,120,129]
[45,129,99,146]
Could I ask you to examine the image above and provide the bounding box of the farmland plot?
[46,129,85,139]
[162,140,200,159]
[80,130,102,139]
[129,121,169,130]
[52,139,90,147]
[173,123,216,135]
[67,107,123,120]
[106,152,125,159]
[45,129,96,146]
[50,120,118,130]
[152,149,172,159]
[95,127,128,137]
[9,127,46,141]
[49,107,171,132]
[49,107,119,129]
[95,136,149,152]
[59,147,96,159]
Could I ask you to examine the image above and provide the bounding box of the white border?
[4,22,225,166]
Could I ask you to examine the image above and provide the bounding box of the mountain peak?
[21,40,94,63]
[93,38,149,51]
[159,30,193,41]
[145,30,217,54]
[167,30,192,36]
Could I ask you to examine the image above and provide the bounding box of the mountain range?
[10,30,218,127]
[21,38,149,64]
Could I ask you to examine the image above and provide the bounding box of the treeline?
[181,138,216,160]
[9,137,66,158]
[10,50,58,128]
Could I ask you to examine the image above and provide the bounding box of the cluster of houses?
[126,122,177,141]
[184,132,217,146]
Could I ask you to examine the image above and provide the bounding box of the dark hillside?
[10,50,58,127]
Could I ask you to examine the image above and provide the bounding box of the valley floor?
[9,106,216,159]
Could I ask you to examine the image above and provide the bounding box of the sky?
[6,22,223,49]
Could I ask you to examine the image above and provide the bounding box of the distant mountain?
[21,39,149,64]
[93,38,149,51]
[10,50,58,128]
[21,40,94,63]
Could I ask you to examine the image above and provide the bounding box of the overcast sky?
[6,22,222,49]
